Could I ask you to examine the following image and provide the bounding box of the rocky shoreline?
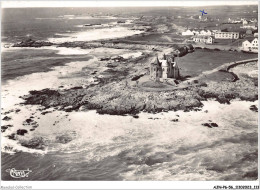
[21,68,257,116]
[8,38,258,116]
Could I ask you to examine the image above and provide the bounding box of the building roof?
[163,54,167,60]
[243,37,258,43]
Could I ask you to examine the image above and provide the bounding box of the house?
[211,30,220,35]
[241,38,258,53]
[193,36,214,44]
[240,23,257,30]
[215,32,239,39]
[150,55,180,81]
[242,40,252,51]
[199,30,207,35]
[192,30,200,35]
[251,38,258,51]
[207,36,214,44]
[250,18,257,23]
[182,29,194,36]
[206,30,212,36]
[242,19,249,25]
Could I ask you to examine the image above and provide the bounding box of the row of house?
[192,31,240,44]
[240,23,258,30]
[182,29,216,36]
[227,18,257,24]
[241,38,258,53]
[182,29,240,40]
[242,18,258,25]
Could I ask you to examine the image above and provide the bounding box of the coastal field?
[1,6,258,181]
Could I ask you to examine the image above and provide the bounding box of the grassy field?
[177,49,258,77]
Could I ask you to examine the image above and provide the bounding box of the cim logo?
[6,168,32,178]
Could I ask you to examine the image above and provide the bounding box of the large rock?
[17,129,28,136]
[55,131,77,144]
[249,105,258,112]
[21,137,48,150]
[202,122,219,128]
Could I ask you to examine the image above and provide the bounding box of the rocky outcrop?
[21,137,48,150]
[17,129,28,136]
[55,132,76,144]
[20,57,257,116]
[13,39,53,47]
[202,123,219,128]
[250,105,258,112]
[1,125,13,132]
[2,116,11,121]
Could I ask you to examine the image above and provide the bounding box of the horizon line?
[1,1,258,8]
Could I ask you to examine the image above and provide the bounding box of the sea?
[1,7,258,181]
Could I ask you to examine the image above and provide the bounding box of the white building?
[192,30,200,35]
[240,23,257,30]
[215,32,239,39]
[182,29,194,36]
[193,36,214,44]
[241,38,258,53]
[243,20,249,25]
[199,30,207,35]
[251,38,258,51]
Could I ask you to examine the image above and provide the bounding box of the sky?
[1,0,258,8]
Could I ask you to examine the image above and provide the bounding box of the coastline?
[1,6,258,181]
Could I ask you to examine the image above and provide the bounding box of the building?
[215,32,239,39]
[191,30,200,35]
[193,36,214,44]
[251,38,258,51]
[182,29,194,36]
[182,29,212,36]
[250,18,258,23]
[241,38,258,53]
[211,30,220,35]
[150,54,180,81]
[242,20,249,25]
[198,30,212,36]
[242,40,251,51]
[240,23,257,30]
[199,30,207,35]
[206,30,212,36]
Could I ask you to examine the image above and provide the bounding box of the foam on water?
[48,26,143,43]
[9,100,255,180]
